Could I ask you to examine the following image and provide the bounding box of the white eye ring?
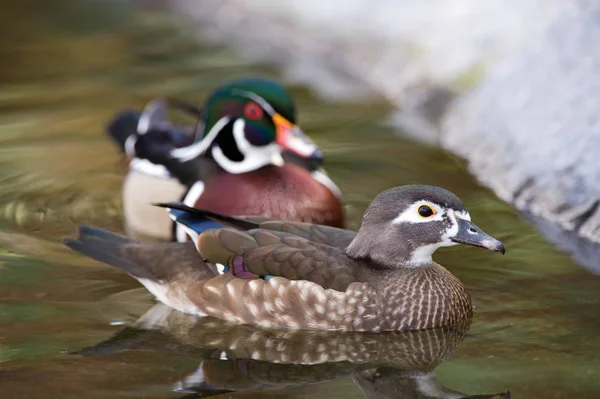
[392,201,444,225]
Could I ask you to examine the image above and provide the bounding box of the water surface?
[0,1,599,398]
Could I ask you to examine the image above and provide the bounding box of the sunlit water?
[0,1,599,398]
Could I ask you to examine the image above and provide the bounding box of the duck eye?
[417,204,436,218]
[244,102,264,120]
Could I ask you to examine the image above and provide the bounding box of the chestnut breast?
[195,164,344,227]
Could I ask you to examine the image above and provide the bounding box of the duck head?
[169,77,322,174]
[346,185,505,267]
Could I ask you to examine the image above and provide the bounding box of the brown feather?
[194,163,344,228]
[197,228,366,291]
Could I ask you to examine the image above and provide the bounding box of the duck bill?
[273,113,323,162]
[451,218,506,254]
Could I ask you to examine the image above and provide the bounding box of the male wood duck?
[105,78,344,242]
[64,185,505,332]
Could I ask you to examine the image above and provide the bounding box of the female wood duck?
[105,78,344,242]
[65,185,505,332]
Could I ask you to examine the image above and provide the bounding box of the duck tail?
[65,226,215,315]
[105,110,141,153]
[64,226,157,281]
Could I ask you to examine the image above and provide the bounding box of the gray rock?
[443,0,600,246]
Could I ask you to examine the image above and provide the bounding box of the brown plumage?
[194,163,344,228]
[65,185,505,332]
[190,228,472,331]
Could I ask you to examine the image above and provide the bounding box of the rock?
[443,0,600,247]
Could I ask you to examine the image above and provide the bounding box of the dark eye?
[418,205,436,218]
[244,102,264,120]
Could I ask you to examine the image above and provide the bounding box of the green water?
[1,1,599,398]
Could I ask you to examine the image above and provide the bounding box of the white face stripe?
[406,209,458,266]
[392,200,471,225]
[233,118,254,154]
[230,89,276,116]
[391,201,445,225]
[169,116,230,162]
[211,118,283,174]
[392,200,471,266]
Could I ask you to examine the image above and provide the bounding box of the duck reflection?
[78,304,510,399]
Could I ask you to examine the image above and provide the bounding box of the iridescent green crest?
[199,77,297,145]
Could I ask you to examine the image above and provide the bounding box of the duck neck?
[209,119,284,175]
[346,227,434,269]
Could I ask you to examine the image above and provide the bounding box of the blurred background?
[1,0,600,398]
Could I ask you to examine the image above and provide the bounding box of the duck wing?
[160,202,355,250]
